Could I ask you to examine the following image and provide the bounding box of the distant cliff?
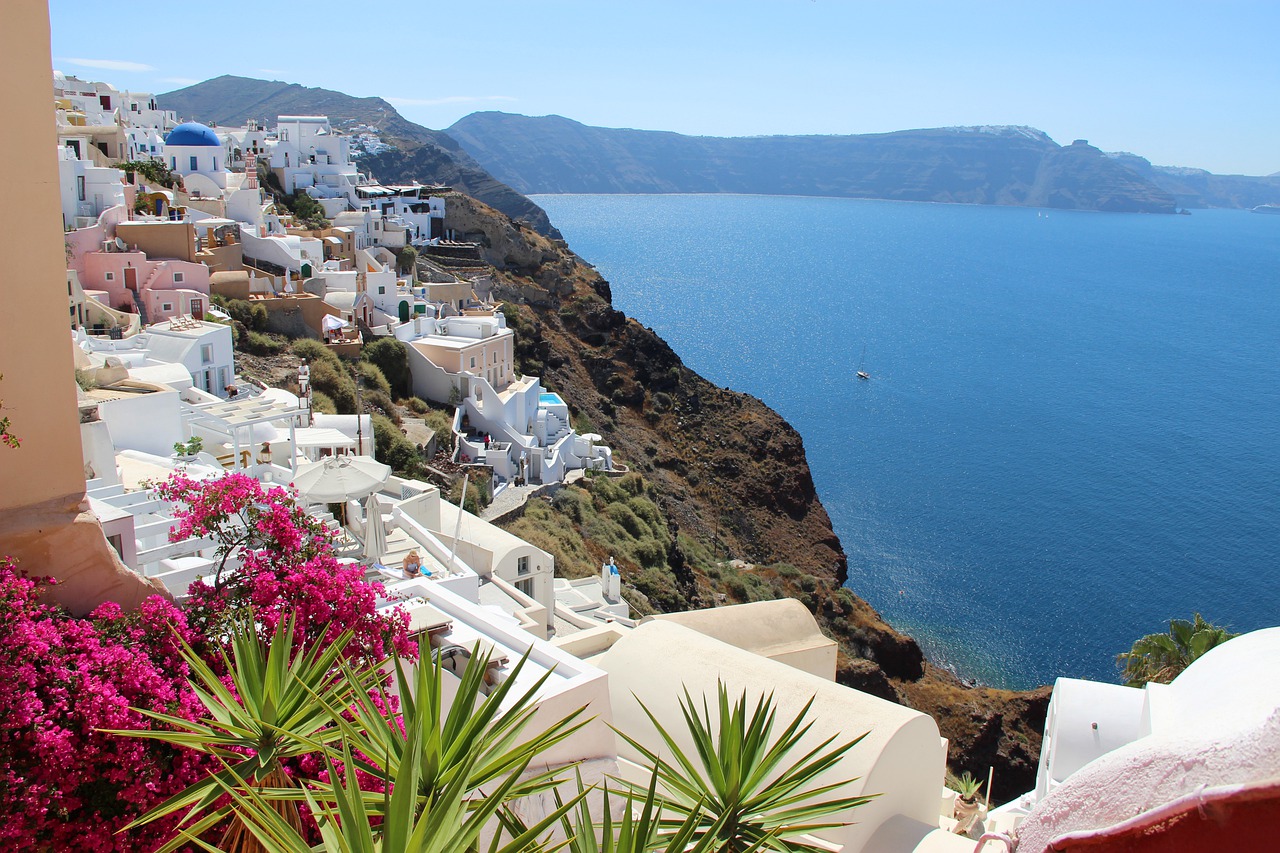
[156,77,560,237]
[447,113,1179,214]
[1107,152,1280,209]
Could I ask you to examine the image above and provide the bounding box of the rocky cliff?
[447,113,1178,214]
[444,191,1050,798]
[1108,152,1280,209]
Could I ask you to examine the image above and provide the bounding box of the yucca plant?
[112,613,379,853]
[313,635,592,821]
[170,721,585,853]
[614,683,875,852]
[161,634,593,850]
[505,767,773,853]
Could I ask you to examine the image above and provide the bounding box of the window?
[200,344,213,364]
[469,356,476,369]
[518,556,530,576]
[104,272,114,282]
[189,155,198,172]
[76,175,85,201]
[515,578,534,597]
[172,272,184,283]
[171,156,176,170]
[378,285,385,295]
[161,302,172,312]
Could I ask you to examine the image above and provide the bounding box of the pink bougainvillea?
[0,561,210,851]
[155,472,412,663]
[0,472,413,849]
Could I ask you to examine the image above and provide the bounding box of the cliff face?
[1108,152,1280,209]
[445,192,1050,799]
[448,113,1177,214]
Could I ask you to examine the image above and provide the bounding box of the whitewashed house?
[163,122,229,196]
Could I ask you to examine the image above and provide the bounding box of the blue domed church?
[163,121,227,192]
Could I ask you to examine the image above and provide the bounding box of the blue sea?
[532,193,1280,689]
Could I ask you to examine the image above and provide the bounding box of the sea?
[531,193,1280,690]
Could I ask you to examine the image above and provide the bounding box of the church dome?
[165,122,221,147]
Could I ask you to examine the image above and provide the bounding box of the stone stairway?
[131,289,150,326]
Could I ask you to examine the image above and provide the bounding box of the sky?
[48,0,1279,175]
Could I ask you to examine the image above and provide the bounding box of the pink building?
[79,250,211,322]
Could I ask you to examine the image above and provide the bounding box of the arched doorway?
[398,300,410,323]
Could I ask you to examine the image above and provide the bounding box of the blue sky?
[49,0,1278,175]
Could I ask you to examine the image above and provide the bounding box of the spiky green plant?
[170,720,583,853]
[614,683,876,852]
[111,613,377,852]
[1117,613,1238,686]
[317,635,591,819]
[155,634,593,851]
[953,771,982,802]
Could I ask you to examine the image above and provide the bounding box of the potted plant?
[952,771,984,834]
[173,436,203,461]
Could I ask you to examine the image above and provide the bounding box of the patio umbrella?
[294,455,391,503]
[363,492,386,563]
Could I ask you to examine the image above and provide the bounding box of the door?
[123,267,137,292]
[190,299,204,320]
[398,300,410,323]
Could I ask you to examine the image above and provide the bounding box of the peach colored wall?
[209,271,251,300]
[197,242,243,274]
[82,252,210,311]
[143,288,208,322]
[115,220,196,262]
[0,0,163,615]
[258,294,341,338]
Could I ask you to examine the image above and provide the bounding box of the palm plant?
[1117,613,1238,686]
[112,613,379,853]
[318,635,592,820]
[515,768,770,853]
[149,633,592,851]
[170,720,582,853]
[614,683,875,852]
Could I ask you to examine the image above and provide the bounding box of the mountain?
[1107,152,1280,209]
[447,113,1178,214]
[156,76,560,237]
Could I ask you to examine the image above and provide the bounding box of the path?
[480,468,586,523]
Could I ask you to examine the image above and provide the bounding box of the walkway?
[480,469,586,523]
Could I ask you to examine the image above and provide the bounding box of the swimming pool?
[539,392,565,406]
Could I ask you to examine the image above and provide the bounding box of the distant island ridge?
[447,111,1280,214]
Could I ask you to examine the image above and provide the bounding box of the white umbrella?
[322,313,350,331]
[294,455,391,503]
[363,492,386,563]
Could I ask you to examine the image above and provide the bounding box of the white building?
[57,145,126,229]
[399,310,612,484]
[53,73,177,140]
[270,115,362,215]
[998,628,1280,850]
[76,317,235,398]
[164,122,229,196]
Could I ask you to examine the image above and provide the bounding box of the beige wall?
[209,270,252,300]
[116,220,197,262]
[0,1,162,614]
[197,242,244,274]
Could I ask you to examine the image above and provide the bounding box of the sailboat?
[856,345,870,381]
